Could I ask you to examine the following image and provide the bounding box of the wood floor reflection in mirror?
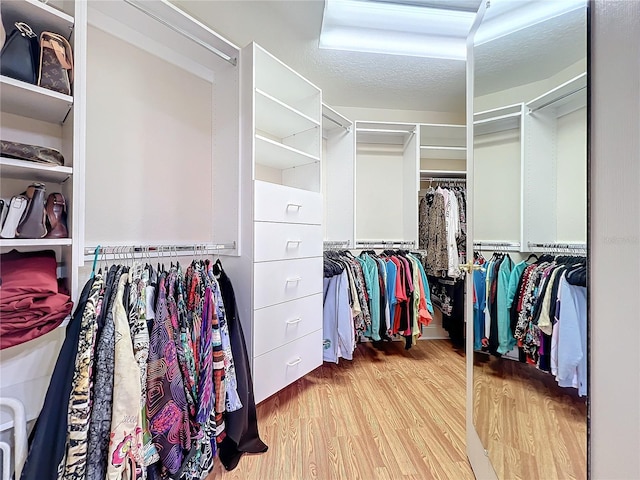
[473,353,587,479]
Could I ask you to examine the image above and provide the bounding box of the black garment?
[216,267,268,471]
[20,277,95,480]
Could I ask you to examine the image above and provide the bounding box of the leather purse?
[38,31,73,95]
[0,140,65,166]
[45,192,68,238]
[16,183,47,239]
[0,22,39,84]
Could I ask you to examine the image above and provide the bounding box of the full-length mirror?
[471,1,588,478]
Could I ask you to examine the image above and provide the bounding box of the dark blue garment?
[20,277,95,480]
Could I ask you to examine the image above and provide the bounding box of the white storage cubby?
[473,103,525,245]
[85,0,241,252]
[248,44,322,193]
[523,73,587,249]
[355,121,419,246]
[419,123,466,187]
[322,103,355,246]
[0,0,86,434]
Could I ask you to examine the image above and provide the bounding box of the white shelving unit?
[474,103,524,136]
[0,0,86,438]
[355,121,419,245]
[224,42,323,404]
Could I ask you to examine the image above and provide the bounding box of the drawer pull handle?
[286,240,302,246]
[286,276,302,283]
[286,317,302,325]
[286,357,302,367]
[286,203,303,210]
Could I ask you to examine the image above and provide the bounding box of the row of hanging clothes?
[322,249,434,359]
[473,251,587,396]
[21,256,267,480]
[418,179,467,279]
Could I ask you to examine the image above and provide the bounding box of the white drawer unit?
[254,222,322,262]
[253,293,323,357]
[254,181,322,225]
[252,329,323,403]
[253,257,323,309]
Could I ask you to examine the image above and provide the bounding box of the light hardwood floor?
[473,353,587,480]
[208,339,474,480]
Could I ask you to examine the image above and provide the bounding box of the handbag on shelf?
[0,22,40,84]
[38,31,73,95]
[16,183,48,239]
[0,140,65,166]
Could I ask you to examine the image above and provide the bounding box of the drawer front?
[254,293,323,357]
[254,222,322,262]
[253,329,322,403]
[254,181,322,225]
[253,257,323,309]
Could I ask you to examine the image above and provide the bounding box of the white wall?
[556,107,587,242]
[591,1,640,477]
[85,26,214,246]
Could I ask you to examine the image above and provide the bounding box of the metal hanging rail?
[473,241,521,252]
[422,177,467,183]
[322,113,350,131]
[123,0,238,66]
[528,242,587,254]
[323,240,351,249]
[528,86,587,114]
[355,240,416,249]
[84,242,236,261]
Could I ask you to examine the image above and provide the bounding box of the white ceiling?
[173,1,586,115]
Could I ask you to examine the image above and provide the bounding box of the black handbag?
[0,22,39,84]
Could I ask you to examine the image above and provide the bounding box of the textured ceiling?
[475,7,587,97]
[173,1,585,115]
[174,0,467,113]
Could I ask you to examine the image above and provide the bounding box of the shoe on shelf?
[45,192,68,239]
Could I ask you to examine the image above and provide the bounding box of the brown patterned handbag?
[37,31,73,95]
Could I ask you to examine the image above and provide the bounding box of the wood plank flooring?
[473,353,587,480]
[207,340,474,480]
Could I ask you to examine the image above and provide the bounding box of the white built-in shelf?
[322,103,352,135]
[527,72,587,117]
[420,169,466,177]
[419,123,466,145]
[420,145,466,160]
[0,157,72,183]
[255,89,320,140]
[0,76,73,124]
[255,134,319,170]
[474,103,523,136]
[256,46,320,118]
[0,238,72,247]
[1,0,74,37]
[356,122,415,146]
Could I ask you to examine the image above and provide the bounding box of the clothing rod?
[123,0,237,66]
[323,240,350,246]
[84,242,236,260]
[474,241,521,251]
[355,241,416,248]
[528,86,586,113]
[356,128,415,134]
[528,242,586,250]
[422,177,467,183]
[322,113,350,131]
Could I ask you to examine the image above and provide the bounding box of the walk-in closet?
[1,0,638,479]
